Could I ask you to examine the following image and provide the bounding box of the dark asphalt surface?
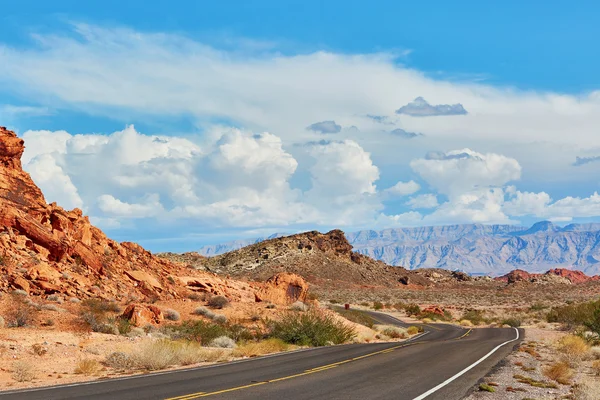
[0,310,522,400]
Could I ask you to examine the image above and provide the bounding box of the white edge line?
[411,327,520,400]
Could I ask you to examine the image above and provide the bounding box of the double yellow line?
[164,342,421,400]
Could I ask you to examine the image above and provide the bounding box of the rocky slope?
[346,222,600,275]
[190,229,432,288]
[0,126,304,305]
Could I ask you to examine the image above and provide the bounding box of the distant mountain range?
[197,233,288,257]
[198,222,600,275]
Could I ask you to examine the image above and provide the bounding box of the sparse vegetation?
[513,374,558,388]
[74,359,100,375]
[333,309,375,328]
[406,326,421,335]
[164,309,181,321]
[232,338,289,357]
[11,361,35,382]
[372,301,384,310]
[501,317,521,328]
[543,361,573,384]
[104,352,135,371]
[207,295,229,309]
[556,335,590,364]
[478,383,495,392]
[132,340,227,370]
[209,336,237,348]
[269,310,356,346]
[6,297,34,327]
[460,310,486,326]
[404,304,421,316]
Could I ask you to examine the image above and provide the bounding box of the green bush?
[546,300,599,327]
[81,298,121,313]
[207,296,229,309]
[269,310,356,346]
[405,304,421,316]
[166,320,228,345]
[373,301,384,310]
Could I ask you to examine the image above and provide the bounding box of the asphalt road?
[0,311,522,400]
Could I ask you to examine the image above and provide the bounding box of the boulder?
[255,273,308,304]
[120,304,164,327]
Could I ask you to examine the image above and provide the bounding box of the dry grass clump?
[232,338,290,358]
[378,325,407,339]
[459,319,473,327]
[557,335,590,364]
[104,352,135,371]
[11,361,35,382]
[132,340,228,370]
[209,336,237,349]
[6,297,34,327]
[513,374,558,388]
[406,326,420,335]
[74,359,101,375]
[542,361,573,384]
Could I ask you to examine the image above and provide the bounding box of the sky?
[2,1,600,251]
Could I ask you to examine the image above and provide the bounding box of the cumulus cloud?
[395,97,467,117]
[406,194,439,209]
[306,120,342,134]
[390,128,423,138]
[385,180,420,196]
[366,115,392,124]
[410,149,521,197]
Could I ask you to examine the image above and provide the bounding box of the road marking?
[165,392,206,400]
[173,339,426,399]
[455,329,472,340]
[412,328,520,400]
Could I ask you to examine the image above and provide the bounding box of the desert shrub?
[334,309,375,329]
[461,310,486,326]
[547,299,600,331]
[459,319,473,327]
[126,327,145,338]
[530,302,547,311]
[212,314,228,324]
[11,361,35,382]
[405,304,421,316]
[132,340,227,370]
[41,304,59,312]
[80,299,122,334]
[12,289,28,297]
[290,301,308,312]
[164,309,181,321]
[543,361,573,384]
[6,298,34,327]
[117,318,132,335]
[501,317,521,328]
[406,326,421,335]
[166,320,228,345]
[104,352,135,371]
[557,335,590,363]
[381,326,406,339]
[207,296,229,309]
[209,336,237,349]
[193,306,211,316]
[269,310,356,346]
[42,318,55,327]
[372,301,384,310]
[329,299,340,304]
[74,359,100,375]
[232,338,289,357]
[69,297,81,303]
[47,295,62,303]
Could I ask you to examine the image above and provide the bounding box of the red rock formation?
[0,126,258,302]
[255,273,309,304]
[121,304,164,327]
[497,267,599,284]
[544,268,599,284]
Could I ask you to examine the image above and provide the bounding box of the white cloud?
[385,180,420,196]
[410,149,521,197]
[406,193,439,209]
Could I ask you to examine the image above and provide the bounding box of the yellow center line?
[164,341,423,399]
[455,329,472,340]
[164,392,206,400]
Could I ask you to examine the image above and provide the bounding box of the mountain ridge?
[198,221,600,276]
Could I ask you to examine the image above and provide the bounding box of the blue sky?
[2,1,600,251]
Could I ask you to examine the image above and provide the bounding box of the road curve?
[0,311,521,400]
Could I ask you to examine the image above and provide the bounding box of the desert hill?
[0,126,296,304]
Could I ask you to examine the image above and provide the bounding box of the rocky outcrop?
[497,267,597,285]
[121,304,164,327]
[255,273,308,304]
[0,126,259,302]
[195,229,432,288]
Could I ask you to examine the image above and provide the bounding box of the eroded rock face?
[121,304,164,327]
[255,273,309,304]
[497,268,597,285]
[0,126,258,302]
